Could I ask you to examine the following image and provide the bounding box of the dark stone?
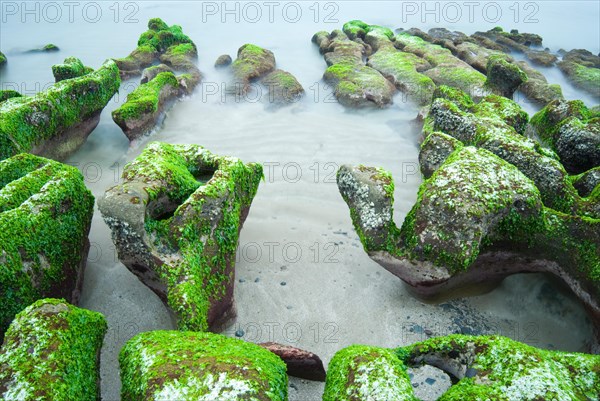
[259,342,326,381]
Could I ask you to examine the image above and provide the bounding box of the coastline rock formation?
[52,57,94,82]
[99,142,262,332]
[112,18,201,140]
[530,99,600,174]
[0,299,107,400]
[558,49,600,99]
[337,87,600,349]
[0,154,95,340]
[325,335,600,400]
[119,331,287,400]
[0,60,120,161]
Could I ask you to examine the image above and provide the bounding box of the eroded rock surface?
[0,154,94,340]
[99,142,262,331]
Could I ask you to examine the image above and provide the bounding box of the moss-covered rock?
[230,43,276,94]
[571,167,600,198]
[0,298,106,400]
[99,142,262,331]
[0,51,6,66]
[558,50,600,99]
[0,154,94,340]
[140,63,172,84]
[418,131,463,178]
[473,28,556,67]
[261,69,304,104]
[214,54,232,68]
[0,90,21,103]
[119,331,287,400]
[113,18,196,79]
[485,54,527,98]
[0,60,120,161]
[52,57,94,82]
[516,60,564,105]
[323,345,417,401]
[337,145,600,347]
[394,32,487,99]
[530,99,600,174]
[112,71,180,140]
[25,44,60,53]
[401,335,600,400]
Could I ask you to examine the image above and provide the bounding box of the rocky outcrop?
[259,342,326,381]
[52,57,94,82]
[230,44,276,94]
[214,54,232,68]
[0,90,21,103]
[119,331,287,400]
[0,60,120,161]
[572,167,600,198]
[261,69,304,104]
[484,55,527,98]
[323,345,415,401]
[25,44,59,53]
[530,99,600,174]
[99,142,262,332]
[313,27,395,108]
[337,89,600,348]
[558,49,600,99]
[111,19,201,140]
[0,299,107,400]
[515,60,564,105]
[0,154,94,340]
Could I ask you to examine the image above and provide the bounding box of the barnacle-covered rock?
[0,154,94,339]
[0,60,119,161]
[119,331,287,400]
[98,142,262,331]
[0,299,106,401]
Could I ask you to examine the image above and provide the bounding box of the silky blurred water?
[1,1,599,400]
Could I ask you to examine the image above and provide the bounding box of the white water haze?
[1,1,599,400]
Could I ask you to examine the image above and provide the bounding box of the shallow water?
[1,1,599,400]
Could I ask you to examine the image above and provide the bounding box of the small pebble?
[280,281,286,286]
[235,329,244,337]
[255,278,260,283]
[239,278,246,283]
[425,378,436,385]
[286,305,293,310]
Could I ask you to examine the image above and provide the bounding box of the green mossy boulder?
[0,90,21,103]
[0,154,94,340]
[261,69,304,105]
[485,55,527,98]
[98,142,262,332]
[402,335,600,400]
[571,167,600,198]
[230,43,276,94]
[119,331,287,400]
[0,60,120,161]
[531,99,600,174]
[52,57,94,82]
[112,71,180,141]
[323,345,417,401]
[515,60,564,105]
[115,18,197,79]
[0,299,106,401]
[0,51,6,66]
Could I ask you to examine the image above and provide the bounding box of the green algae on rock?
[52,57,94,82]
[0,298,106,401]
[0,59,120,161]
[112,71,181,141]
[323,344,417,401]
[484,55,527,98]
[230,43,276,94]
[559,57,600,99]
[0,51,6,66]
[119,331,287,401]
[98,142,262,332]
[0,90,21,103]
[530,99,600,174]
[0,154,94,340]
[401,334,600,400]
[261,69,305,104]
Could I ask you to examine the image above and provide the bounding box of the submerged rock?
[338,110,600,347]
[214,54,232,68]
[0,154,94,340]
[112,72,181,140]
[261,69,304,104]
[0,299,107,400]
[0,60,120,161]
[51,57,94,82]
[323,345,415,401]
[558,49,600,99]
[112,19,201,140]
[314,26,395,108]
[259,342,326,382]
[530,99,600,174]
[99,142,262,331]
[25,44,60,53]
[119,331,287,400]
[230,43,276,94]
